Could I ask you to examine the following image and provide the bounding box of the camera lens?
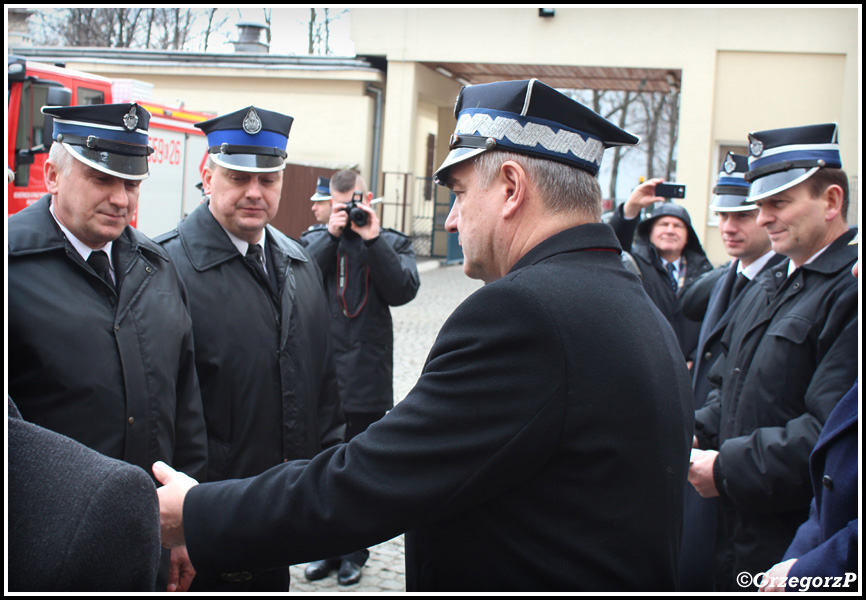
[350,206,368,227]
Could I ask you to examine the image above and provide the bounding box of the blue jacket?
[783,382,858,590]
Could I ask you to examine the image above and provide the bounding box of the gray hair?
[472,151,602,221]
[47,142,75,177]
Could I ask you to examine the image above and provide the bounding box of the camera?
[341,191,369,227]
[654,182,686,199]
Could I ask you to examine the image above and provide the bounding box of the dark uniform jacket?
[8,397,161,591]
[784,382,858,590]
[299,225,420,414]
[694,228,858,589]
[678,254,782,591]
[183,223,695,591]
[158,201,344,484]
[690,254,785,410]
[8,195,207,482]
[608,203,713,362]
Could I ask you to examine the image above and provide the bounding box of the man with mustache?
[7,102,207,591]
[157,106,344,592]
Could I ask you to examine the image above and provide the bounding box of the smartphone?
[654,182,686,199]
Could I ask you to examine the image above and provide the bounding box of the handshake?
[152,461,199,591]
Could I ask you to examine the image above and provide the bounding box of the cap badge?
[724,155,737,174]
[749,139,763,157]
[243,108,263,135]
[122,104,139,132]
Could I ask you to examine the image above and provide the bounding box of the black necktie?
[245,244,271,289]
[665,262,678,292]
[730,272,750,303]
[88,250,114,290]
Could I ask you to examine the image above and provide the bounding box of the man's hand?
[349,201,381,241]
[153,461,198,549]
[328,202,350,238]
[168,545,196,592]
[624,177,665,219]
[759,558,797,592]
[327,200,381,241]
[688,448,720,498]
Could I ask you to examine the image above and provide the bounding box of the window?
[77,87,105,105]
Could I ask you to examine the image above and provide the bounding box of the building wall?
[351,6,859,264]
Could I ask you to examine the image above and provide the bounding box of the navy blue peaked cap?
[310,176,331,201]
[196,106,293,173]
[434,79,639,184]
[42,102,153,180]
[745,123,841,202]
[711,153,752,212]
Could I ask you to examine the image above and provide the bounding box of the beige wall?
[51,60,384,188]
[704,50,852,263]
[352,6,859,262]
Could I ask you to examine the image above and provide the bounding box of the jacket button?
[114,324,120,332]
[732,367,741,375]
[704,351,713,361]
[128,417,135,425]
[822,475,833,490]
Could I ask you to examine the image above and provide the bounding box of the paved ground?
[289,259,482,592]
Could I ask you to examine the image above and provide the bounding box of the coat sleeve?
[299,229,338,275]
[716,289,858,512]
[365,232,420,307]
[606,204,639,253]
[183,280,568,577]
[694,363,724,450]
[784,516,858,590]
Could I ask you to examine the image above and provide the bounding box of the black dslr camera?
[341,191,369,227]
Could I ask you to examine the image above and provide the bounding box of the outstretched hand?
[153,461,198,550]
[624,178,666,219]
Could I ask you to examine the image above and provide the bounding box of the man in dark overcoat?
[8,397,161,591]
[7,103,207,591]
[608,181,714,364]
[299,169,420,586]
[154,79,695,592]
[156,106,344,592]
[689,124,858,590]
[760,242,858,593]
[678,153,782,591]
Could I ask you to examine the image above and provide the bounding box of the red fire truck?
[7,55,213,236]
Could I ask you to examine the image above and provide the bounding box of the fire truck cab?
[7,55,211,236]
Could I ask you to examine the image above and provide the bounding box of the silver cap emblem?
[243,108,262,135]
[122,104,139,131]
[749,138,763,157]
[723,155,737,174]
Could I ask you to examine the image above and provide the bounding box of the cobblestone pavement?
[289,260,482,592]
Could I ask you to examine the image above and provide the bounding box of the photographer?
[299,170,420,586]
[607,179,713,365]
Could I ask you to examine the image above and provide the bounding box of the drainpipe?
[366,83,384,197]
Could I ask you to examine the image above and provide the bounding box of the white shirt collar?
[787,243,831,277]
[662,256,682,274]
[49,201,113,266]
[219,224,267,264]
[738,250,776,280]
